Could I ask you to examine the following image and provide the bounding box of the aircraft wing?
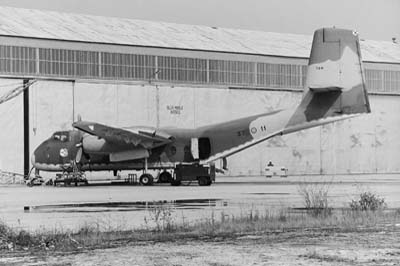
[73,121,173,149]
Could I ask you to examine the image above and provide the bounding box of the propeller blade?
[75,146,83,163]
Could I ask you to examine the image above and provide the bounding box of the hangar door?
[0,79,24,175]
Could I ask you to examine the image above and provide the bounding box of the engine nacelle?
[82,135,107,154]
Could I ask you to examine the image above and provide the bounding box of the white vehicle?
[265,162,287,178]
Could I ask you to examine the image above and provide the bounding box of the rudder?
[288,28,370,128]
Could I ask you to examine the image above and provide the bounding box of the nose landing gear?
[26,167,44,187]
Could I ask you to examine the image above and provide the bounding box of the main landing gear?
[139,171,171,186]
[139,157,154,186]
[139,173,154,186]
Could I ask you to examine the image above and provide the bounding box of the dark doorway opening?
[199,138,211,160]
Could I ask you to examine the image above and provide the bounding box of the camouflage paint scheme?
[32,28,370,173]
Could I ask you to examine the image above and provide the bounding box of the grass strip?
[1,208,400,253]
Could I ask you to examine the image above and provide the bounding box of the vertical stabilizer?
[287,28,370,128]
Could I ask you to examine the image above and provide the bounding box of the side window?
[53,132,69,142]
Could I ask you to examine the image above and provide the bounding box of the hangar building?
[0,6,399,177]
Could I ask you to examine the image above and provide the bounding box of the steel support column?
[23,79,30,177]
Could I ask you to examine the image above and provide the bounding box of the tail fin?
[287,28,370,128]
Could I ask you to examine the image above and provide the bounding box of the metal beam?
[23,79,30,177]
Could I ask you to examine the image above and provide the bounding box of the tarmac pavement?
[1,174,399,232]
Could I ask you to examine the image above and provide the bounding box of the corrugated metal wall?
[1,80,398,176]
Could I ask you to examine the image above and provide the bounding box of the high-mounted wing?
[73,121,173,149]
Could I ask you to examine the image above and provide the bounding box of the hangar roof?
[0,6,399,63]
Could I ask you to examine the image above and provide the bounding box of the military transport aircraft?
[31,28,371,185]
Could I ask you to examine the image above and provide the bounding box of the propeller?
[75,145,83,164]
[74,114,84,164]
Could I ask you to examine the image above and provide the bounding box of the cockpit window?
[53,132,69,142]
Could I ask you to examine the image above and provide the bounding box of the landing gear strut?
[139,158,154,186]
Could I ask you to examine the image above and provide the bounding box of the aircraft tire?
[159,171,172,183]
[140,173,154,186]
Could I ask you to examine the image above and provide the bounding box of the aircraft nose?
[32,142,47,167]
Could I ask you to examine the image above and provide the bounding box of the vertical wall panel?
[158,86,195,128]
[0,79,24,174]
[115,84,157,127]
[372,95,400,173]
[279,128,321,175]
[74,83,118,125]
[321,116,376,174]
[74,83,157,127]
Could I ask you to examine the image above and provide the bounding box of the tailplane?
[287,28,370,129]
